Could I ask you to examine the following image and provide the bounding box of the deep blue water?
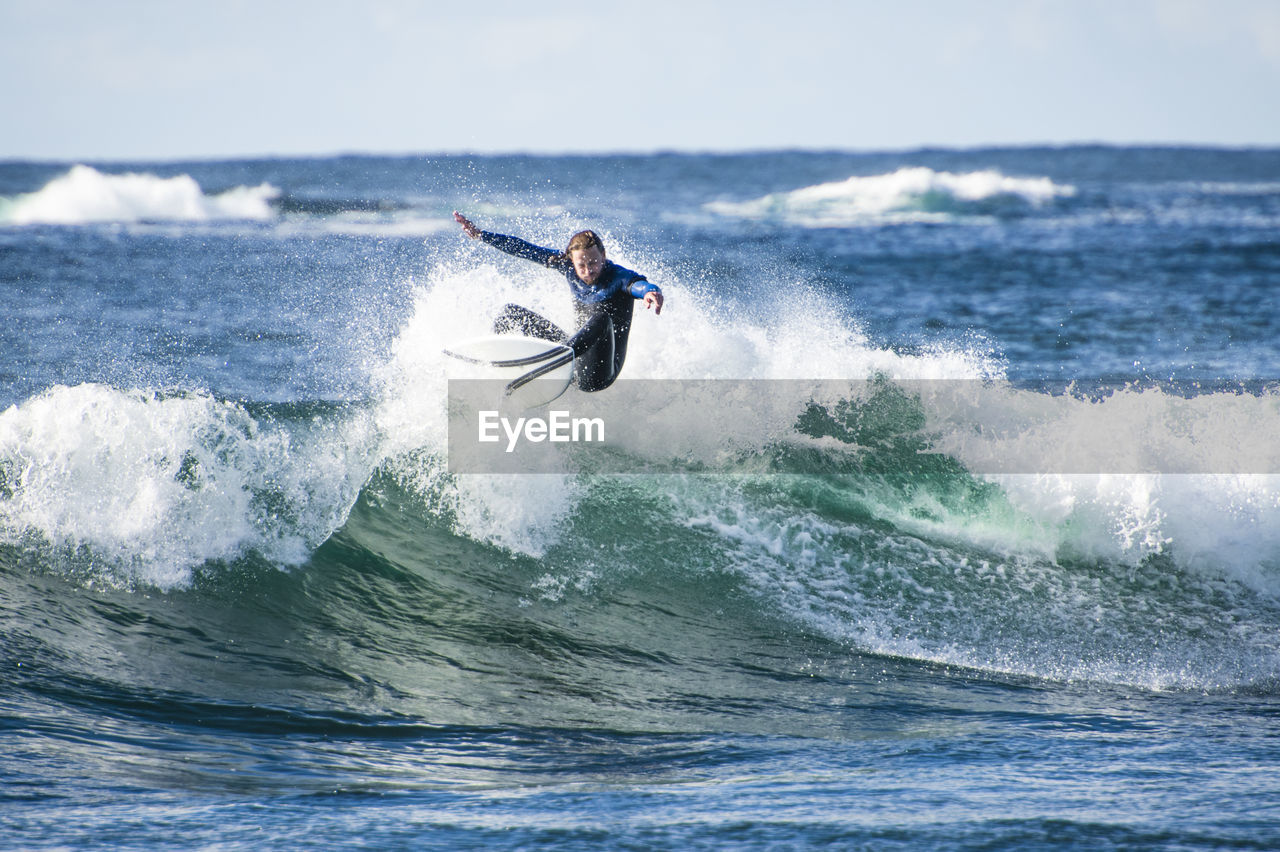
[2,147,1280,849]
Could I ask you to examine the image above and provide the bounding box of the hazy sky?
[3,0,1279,160]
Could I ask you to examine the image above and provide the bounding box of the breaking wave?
[707,166,1075,225]
[0,165,279,225]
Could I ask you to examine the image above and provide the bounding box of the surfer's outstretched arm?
[453,211,559,267]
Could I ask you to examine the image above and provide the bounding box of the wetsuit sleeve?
[479,231,560,267]
[629,277,660,299]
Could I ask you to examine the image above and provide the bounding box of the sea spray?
[371,264,585,557]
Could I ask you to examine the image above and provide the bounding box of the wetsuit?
[478,230,660,392]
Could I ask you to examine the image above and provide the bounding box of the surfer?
[453,212,663,392]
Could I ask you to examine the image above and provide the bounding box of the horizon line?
[4,139,1280,167]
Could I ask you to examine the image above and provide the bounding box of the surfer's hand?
[454,211,480,239]
[644,290,663,315]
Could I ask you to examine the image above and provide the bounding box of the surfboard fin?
[506,351,575,395]
[442,344,569,369]
[442,335,575,408]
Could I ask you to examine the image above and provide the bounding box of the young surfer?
[453,212,663,392]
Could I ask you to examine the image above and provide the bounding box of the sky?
[2,0,1279,161]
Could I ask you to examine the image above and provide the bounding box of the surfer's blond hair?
[564,230,605,258]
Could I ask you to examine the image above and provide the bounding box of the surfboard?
[442,334,575,409]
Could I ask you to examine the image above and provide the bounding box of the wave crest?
[707,166,1075,226]
[0,384,373,586]
[0,165,279,225]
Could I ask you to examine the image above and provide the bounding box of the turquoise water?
[3,148,1280,849]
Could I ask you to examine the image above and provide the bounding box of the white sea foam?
[688,379,1280,592]
[707,166,1075,226]
[373,263,582,558]
[0,384,374,587]
[913,383,1280,589]
[0,165,279,225]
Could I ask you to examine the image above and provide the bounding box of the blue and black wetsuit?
[478,230,660,392]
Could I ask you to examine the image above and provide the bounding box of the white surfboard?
[442,334,575,409]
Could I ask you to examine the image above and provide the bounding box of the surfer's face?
[571,245,606,285]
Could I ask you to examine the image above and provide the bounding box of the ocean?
[2,147,1280,849]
